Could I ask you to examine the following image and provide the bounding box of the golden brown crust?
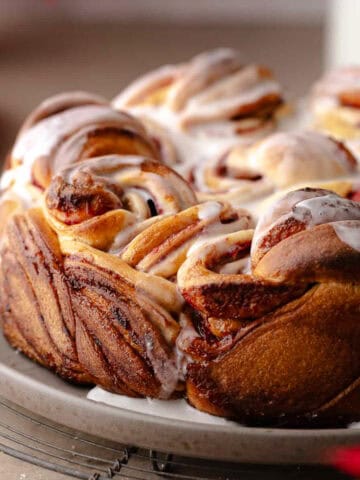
[66,254,180,397]
[178,230,305,324]
[178,188,360,425]
[1,209,91,382]
[254,223,360,284]
[186,282,360,425]
[0,208,183,397]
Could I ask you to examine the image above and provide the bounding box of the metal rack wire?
[0,396,348,480]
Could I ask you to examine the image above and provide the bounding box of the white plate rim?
[1,334,359,465]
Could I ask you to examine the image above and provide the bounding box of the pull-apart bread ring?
[177,188,360,426]
[3,68,360,427]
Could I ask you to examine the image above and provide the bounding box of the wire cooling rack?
[0,396,349,480]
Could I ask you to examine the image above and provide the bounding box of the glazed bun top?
[113,48,283,131]
[312,66,360,110]
[112,49,286,169]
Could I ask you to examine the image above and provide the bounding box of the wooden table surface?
[0,21,344,480]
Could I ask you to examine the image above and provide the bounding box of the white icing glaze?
[332,221,360,252]
[252,189,360,258]
[187,232,240,264]
[251,189,318,255]
[293,194,360,226]
[0,166,41,208]
[183,79,281,123]
[12,106,140,172]
[175,314,200,381]
[197,201,222,220]
[61,156,144,188]
[146,247,187,278]
[248,131,356,189]
[187,214,252,259]
[128,104,253,172]
[110,216,162,254]
[218,256,251,274]
[144,334,179,399]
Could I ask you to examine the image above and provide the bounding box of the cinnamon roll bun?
[192,130,359,208]
[113,49,285,173]
[311,66,360,140]
[178,188,360,426]
[45,154,196,250]
[0,91,164,233]
[1,91,160,207]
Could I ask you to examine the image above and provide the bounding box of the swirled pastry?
[45,154,196,250]
[311,67,360,140]
[177,188,360,426]
[192,130,359,207]
[0,91,163,232]
[121,201,253,278]
[0,149,199,397]
[1,91,160,206]
[113,48,285,170]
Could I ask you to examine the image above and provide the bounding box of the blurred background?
[0,0,357,159]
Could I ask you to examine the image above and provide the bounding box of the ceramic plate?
[0,334,359,465]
